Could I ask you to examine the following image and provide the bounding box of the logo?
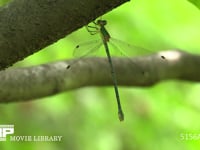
[0,124,62,142]
[0,125,14,141]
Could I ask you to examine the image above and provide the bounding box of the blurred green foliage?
[0,0,8,5]
[1,0,200,149]
[188,0,200,9]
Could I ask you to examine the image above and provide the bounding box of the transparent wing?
[67,39,103,68]
[108,38,155,75]
[73,40,103,58]
[109,38,153,57]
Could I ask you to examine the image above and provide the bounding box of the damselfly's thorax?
[96,20,110,42]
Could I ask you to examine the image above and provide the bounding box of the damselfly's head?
[96,19,107,26]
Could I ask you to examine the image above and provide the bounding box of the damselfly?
[67,19,163,121]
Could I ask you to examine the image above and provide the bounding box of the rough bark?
[0,0,129,69]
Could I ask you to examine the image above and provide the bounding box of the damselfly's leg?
[86,25,99,35]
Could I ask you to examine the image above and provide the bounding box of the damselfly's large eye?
[97,20,107,26]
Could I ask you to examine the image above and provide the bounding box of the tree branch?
[0,0,129,70]
[0,50,199,103]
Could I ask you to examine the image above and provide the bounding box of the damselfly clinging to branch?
[67,18,165,121]
[67,19,125,121]
[90,19,125,121]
